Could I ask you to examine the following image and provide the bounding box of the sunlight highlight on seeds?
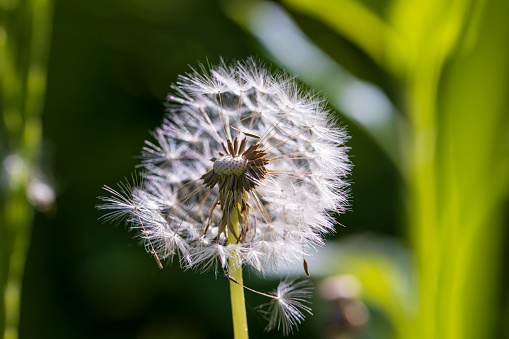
[98,58,350,334]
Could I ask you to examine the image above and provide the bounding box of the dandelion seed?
[98,57,350,334]
[259,278,314,335]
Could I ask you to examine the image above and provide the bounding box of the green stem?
[3,188,33,339]
[228,208,249,339]
[0,0,53,337]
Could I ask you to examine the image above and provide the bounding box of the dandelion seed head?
[99,57,350,272]
[98,57,351,333]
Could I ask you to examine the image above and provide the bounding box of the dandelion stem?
[228,208,249,339]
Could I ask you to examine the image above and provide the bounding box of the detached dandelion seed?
[259,278,314,335]
[98,58,350,336]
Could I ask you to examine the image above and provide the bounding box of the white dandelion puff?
[258,278,314,335]
[98,57,350,334]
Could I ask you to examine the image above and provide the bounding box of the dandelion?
[98,58,350,336]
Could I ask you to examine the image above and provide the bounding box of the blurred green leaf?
[281,8,396,101]
[283,0,391,68]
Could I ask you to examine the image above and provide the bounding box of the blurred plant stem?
[228,208,249,339]
[0,0,52,338]
[406,60,440,339]
[404,1,509,338]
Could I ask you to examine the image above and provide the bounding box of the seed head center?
[213,155,248,176]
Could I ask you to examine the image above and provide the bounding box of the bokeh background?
[2,0,509,338]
